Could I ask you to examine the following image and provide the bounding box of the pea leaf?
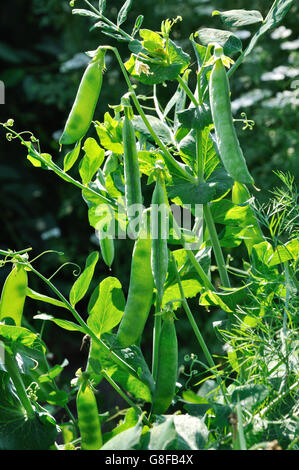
[72,9,100,19]
[195,28,243,55]
[27,288,68,309]
[33,314,86,333]
[212,9,263,28]
[87,333,154,401]
[231,384,271,411]
[94,113,123,154]
[79,138,105,185]
[133,115,173,145]
[101,419,143,450]
[176,105,212,131]
[69,251,99,307]
[63,140,81,172]
[87,277,125,338]
[117,0,133,26]
[229,0,295,73]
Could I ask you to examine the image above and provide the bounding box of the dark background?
[0,0,298,419]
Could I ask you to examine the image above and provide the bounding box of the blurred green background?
[0,0,298,417]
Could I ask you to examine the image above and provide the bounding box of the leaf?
[117,0,133,26]
[69,251,99,307]
[72,9,100,19]
[195,28,243,55]
[132,15,144,37]
[268,239,299,266]
[168,167,233,207]
[231,384,271,411]
[212,9,263,28]
[79,138,105,185]
[33,314,86,334]
[63,140,81,172]
[177,106,212,131]
[199,284,249,312]
[87,277,125,337]
[98,0,106,14]
[87,333,154,401]
[94,113,123,154]
[26,288,68,310]
[148,415,209,450]
[101,419,143,450]
[125,38,190,85]
[0,324,46,355]
[162,275,203,311]
[103,408,138,444]
[232,0,295,65]
[133,115,173,145]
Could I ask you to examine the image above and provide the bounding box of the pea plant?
[0,0,298,451]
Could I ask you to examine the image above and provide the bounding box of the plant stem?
[177,75,199,107]
[5,350,35,419]
[203,204,231,288]
[16,262,139,382]
[171,255,229,404]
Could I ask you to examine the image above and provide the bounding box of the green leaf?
[199,284,249,312]
[87,333,154,401]
[0,324,46,355]
[69,251,99,307]
[168,168,233,207]
[94,113,123,154]
[162,274,203,311]
[231,384,271,411]
[268,239,299,266]
[33,314,86,333]
[103,408,138,444]
[117,0,133,26]
[72,9,100,19]
[177,106,212,131]
[212,9,263,27]
[101,419,143,450]
[195,28,243,55]
[79,138,105,185]
[26,288,68,310]
[232,0,295,65]
[98,0,106,14]
[125,38,190,85]
[132,15,144,37]
[87,277,125,338]
[0,409,58,450]
[149,415,209,450]
[133,115,173,145]
[63,140,81,172]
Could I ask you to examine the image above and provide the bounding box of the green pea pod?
[99,235,115,268]
[60,49,105,146]
[232,181,264,255]
[209,51,254,185]
[116,211,154,348]
[0,264,28,326]
[152,313,178,415]
[122,108,143,223]
[77,382,103,450]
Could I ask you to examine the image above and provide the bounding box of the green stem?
[5,350,35,419]
[171,255,229,404]
[177,75,199,107]
[203,205,231,289]
[17,262,139,382]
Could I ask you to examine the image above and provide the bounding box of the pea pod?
[76,381,103,450]
[60,49,105,146]
[232,181,264,255]
[209,48,254,185]
[116,211,154,348]
[0,264,28,326]
[152,312,178,415]
[99,236,115,268]
[122,108,143,223]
